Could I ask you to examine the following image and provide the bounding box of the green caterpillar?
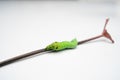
[45,39,78,51]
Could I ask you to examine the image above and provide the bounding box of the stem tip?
[102,18,114,43]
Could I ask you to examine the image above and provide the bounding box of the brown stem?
[78,35,103,45]
[0,49,46,67]
[78,18,114,45]
[0,18,114,68]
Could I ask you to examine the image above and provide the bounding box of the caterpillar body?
[45,39,78,51]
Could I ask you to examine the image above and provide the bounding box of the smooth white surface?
[0,1,120,80]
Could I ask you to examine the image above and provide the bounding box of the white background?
[0,1,120,80]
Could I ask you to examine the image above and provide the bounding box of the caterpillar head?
[46,42,60,51]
